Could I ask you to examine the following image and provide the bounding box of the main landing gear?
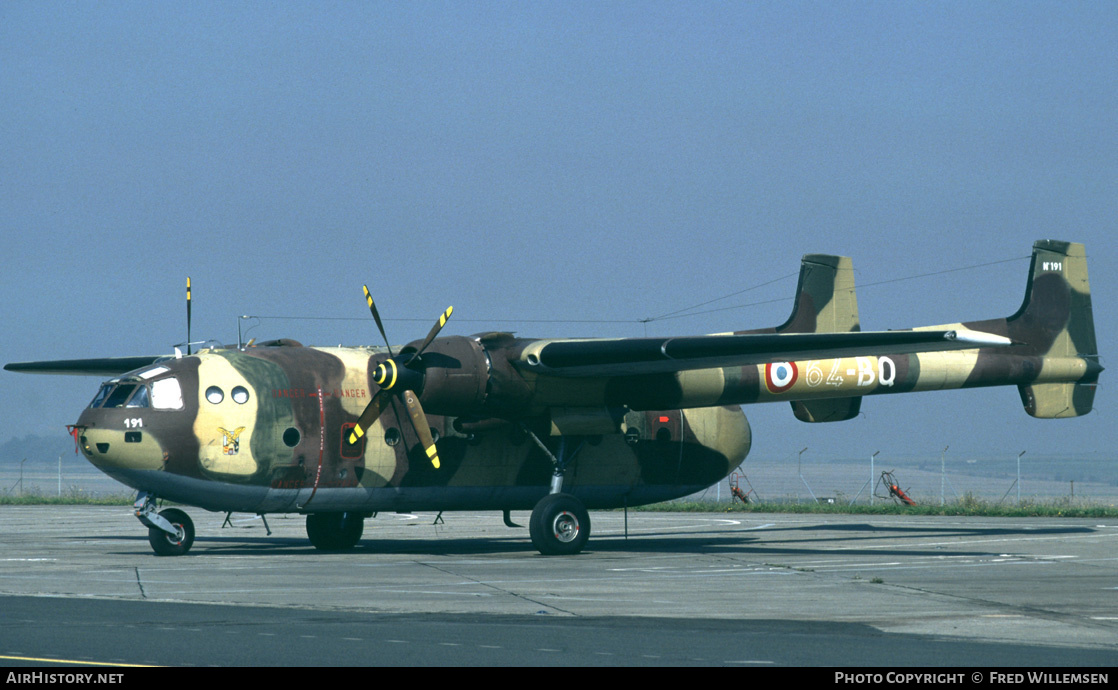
[305,512,365,551]
[524,428,591,556]
[529,493,590,556]
[135,492,195,557]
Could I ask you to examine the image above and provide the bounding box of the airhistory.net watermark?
[6,674,123,685]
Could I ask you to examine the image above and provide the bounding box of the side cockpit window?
[151,378,184,410]
[89,384,113,409]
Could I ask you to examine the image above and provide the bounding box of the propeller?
[348,286,452,469]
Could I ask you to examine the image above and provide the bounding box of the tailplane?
[758,242,1101,421]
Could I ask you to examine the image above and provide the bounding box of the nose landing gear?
[135,492,195,556]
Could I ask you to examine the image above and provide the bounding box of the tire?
[306,512,365,551]
[529,493,590,556]
[148,508,195,556]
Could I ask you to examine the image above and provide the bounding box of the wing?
[4,356,167,376]
[515,329,1015,378]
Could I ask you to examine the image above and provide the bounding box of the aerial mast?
[186,277,192,355]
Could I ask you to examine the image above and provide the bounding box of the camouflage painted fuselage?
[74,345,751,514]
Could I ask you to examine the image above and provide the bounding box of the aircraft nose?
[76,412,166,473]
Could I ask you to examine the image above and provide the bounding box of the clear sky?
[1,2,1114,466]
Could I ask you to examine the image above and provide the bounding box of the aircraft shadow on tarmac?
[83,520,1099,559]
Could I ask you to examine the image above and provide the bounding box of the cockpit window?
[103,384,138,408]
[137,366,170,380]
[151,378,183,410]
[126,385,151,408]
[89,384,113,409]
[88,377,183,411]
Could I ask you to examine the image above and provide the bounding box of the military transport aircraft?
[5,240,1101,556]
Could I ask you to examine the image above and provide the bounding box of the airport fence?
[3,451,1117,507]
[692,453,1118,507]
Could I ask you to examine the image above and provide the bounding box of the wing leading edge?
[516,329,1015,378]
[3,356,167,376]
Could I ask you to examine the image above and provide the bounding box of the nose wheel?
[147,508,195,556]
[134,492,195,556]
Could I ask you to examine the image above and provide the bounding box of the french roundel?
[765,361,798,393]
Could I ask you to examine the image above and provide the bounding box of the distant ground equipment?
[729,471,755,504]
[876,470,917,506]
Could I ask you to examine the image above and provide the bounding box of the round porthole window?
[232,386,250,404]
[283,427,301,448]
[384,428,401,447]
[205,386,224,404]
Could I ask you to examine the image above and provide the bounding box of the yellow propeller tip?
[432,458,441,469]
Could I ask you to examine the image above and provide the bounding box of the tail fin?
[1009,240,1100,418]
[779,254,863,422]
[776,254,861,336]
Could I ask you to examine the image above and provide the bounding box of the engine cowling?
[410,335,493,416]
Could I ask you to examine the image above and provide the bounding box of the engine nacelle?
[411,335,493,417]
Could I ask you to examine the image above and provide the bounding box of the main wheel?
[148,508,195,556]
[306,512,365,551]
[529,493,590,556]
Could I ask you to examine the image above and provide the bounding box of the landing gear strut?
[524,428,591,555]
[135,492,195,556]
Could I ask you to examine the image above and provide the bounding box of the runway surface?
[1,506,1116,666]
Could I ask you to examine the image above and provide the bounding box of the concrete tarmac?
[1,506,1116,666]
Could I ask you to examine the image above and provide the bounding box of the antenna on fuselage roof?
[186,277,192,356]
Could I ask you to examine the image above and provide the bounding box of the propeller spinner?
[348,286,452,469]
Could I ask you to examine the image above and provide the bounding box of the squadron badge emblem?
[218,426,245,455]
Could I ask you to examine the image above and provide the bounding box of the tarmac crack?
[416,561,577,616]
[870,579,1118,634]
[134,568,147,599]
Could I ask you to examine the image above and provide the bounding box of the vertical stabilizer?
[1010,241,1100,418]
[776,254,861,335]
[779,254,862,423]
